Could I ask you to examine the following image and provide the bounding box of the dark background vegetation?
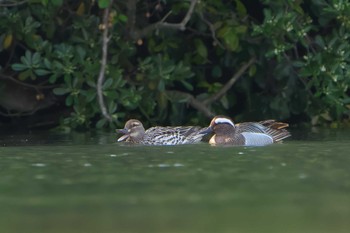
[0,0,349,131]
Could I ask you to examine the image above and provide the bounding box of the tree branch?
[128,0,198,40]
[166,91,215,118]
[198,12,224,48]
[166,57,256,119]
[0,0,28,7]
[204,56,256,105]
[97,1,114,122]
[126,0,137,33]
[0,74,57,89]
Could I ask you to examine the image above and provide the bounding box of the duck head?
[207,116,236,145]
[209,116,236,134]
[117,119,145,142]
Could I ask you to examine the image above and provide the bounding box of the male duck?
[207,115,291,146]
[117,119,210,145]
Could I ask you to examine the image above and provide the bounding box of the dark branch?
[128,0,198,40]
[125,0,137,33]
[0,0,28,7]
[0,74,57,89]
[198,12,224,48]
[96,1,114,122]
[166,90,215,118]
[204,57,256,105]
[166,57,256,119]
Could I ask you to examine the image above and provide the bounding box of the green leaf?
[44,58,52,69]
[224,30,239,51]
[34,69,51,76]
[293,61,305,68]
[64,75,72,87]
[108,101,117,113]
[235,0,247,17]
[118,14,128,23]
[52,0,63,6]
[98,0,110,9]
[96,118,107,128]
[181,80,193,91]
[211,66,222,78]
[158,80,165,91]
[85,90,96,102]
[87,80,96,88]
[49,74,58,83]
[315,35,325,47]
[32,52,41,65]
[12,63,27,71]
[217,26,230,38]
[235,25,247,34]
[24,50,32,64]
[53,88,70,95]
[248,65,256,77]
[76,46,86,62]
[65,95,73,106]
[18,70,32,81]
[41,0,49,6]
[194,39,208,58]
[104,91,118,99]
[161,65,175,76]
[103,78,113,90]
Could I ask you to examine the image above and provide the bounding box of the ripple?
[32,163,46,167]
[110,152,129,157]
[148,163,185,168]
[299,173,308,179]
[34,174,46,179]
[173,163,184,167]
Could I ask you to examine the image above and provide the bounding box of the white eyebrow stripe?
[214,118,235,127]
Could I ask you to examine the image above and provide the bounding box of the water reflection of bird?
[207,115,291,146]
[117,119,210,145]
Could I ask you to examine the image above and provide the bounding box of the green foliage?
[1,0,350,129]
[251,0,350,123]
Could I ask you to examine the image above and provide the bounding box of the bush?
[1,0,349,129]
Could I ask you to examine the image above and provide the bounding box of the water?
[0,129,350,233]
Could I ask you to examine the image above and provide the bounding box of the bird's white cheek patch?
[130,132,140,137]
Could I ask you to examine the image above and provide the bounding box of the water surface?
[0,129,350,233]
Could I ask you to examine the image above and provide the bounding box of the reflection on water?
[0,128,350,233]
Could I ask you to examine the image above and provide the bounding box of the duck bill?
[117,134,130,142]
[117,128,130,142]
[117,128,128,134]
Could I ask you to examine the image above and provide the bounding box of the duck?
[117,119,210,145]
[207,115,291,146]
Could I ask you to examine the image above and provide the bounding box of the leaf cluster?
[1,0,349,129]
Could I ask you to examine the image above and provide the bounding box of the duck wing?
[237,121,291,142]
[144,126,206,145]
[235,122,267,133]
[241,132,274,146]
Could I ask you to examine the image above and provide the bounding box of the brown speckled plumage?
[117,119,210,145]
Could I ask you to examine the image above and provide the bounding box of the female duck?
[117,119,210,145]
[207,115,291,146]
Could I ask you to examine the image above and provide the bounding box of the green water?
[0,129,350,233]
